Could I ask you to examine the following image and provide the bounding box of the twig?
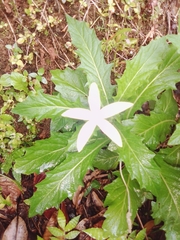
[3,12,17,42]
[37,40,62,69]
[136,212,149,240]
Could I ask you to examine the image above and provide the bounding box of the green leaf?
[51,68,88,104]
[123,89,177,150]
[29,72,37,78]
[134,229,146,240]
[152,158,180,239]
[0,72,28,92]
[1,153,14,174]
[83,228,105,240]
[84,180,100,196]
[118,126,160,194]
[50,115,75,132]
[48,227,64,237]
[129,113,176,150]
[103,169,142,237]
[38,68,44,75]
[57,209,66,230]
[65,230,80,239]
[27,137,108,216]
[115,37,180,118]
[127,229,146,240]
[157,146,180,166]
[12,91,79,120]
[154,89,178,116]
[164,226,180,240]
[10,72,27,91]
[0,114,13,124]
[168,123,180,145]
[14,133,71,174]
[166,34,180,53]
[0,74,11,86]
[66,15,114,104]
[37,236,43,240]
[65,215,80,232]
[93,149,119,170]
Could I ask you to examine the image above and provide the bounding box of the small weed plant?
[0,69,45,172]
[48,209,80,240]
[10,16,180,239]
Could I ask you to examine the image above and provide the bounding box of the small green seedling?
[48,209,80,240]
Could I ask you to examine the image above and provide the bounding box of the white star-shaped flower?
[62,82,133,152]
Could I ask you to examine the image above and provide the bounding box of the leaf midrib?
[72,25,109,104]
[33,138,108,214]
[121,131,155,189]
[161,174,180,217]
[126,53,180,118]
[138,119,176,135]
[118,49,156,101]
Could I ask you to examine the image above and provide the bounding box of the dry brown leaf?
[144,220,155,235]
[85,190,104,214]
[73,169,101,208]
[43,210,58,240]
[0,175,22,205]
[73,185,84,208]
[76,218,90,231]
[2,216,28,240]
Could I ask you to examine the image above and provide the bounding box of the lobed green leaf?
[152,158,180,239]
[93,149,119,170]
[118,126,160,195]
[168,123,180,145]
[0,72,28,92]
[115,37,180,118]
[27,137,108,216]
[51,68,88,104]
[14,133,71,174]
[129,112,176,150]
[166,34,180,53]
[66,15,114,104]
[130,89,177,149]
[154,89,178,116]
[12,91,79,120]
[103,170,142,237]
[157,146,180,166]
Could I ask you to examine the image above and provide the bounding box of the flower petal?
[77,121,96,152]
[101,102,133,119]
[62,108,91,120]
[88,82,101,112]
[98,119,122,147]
